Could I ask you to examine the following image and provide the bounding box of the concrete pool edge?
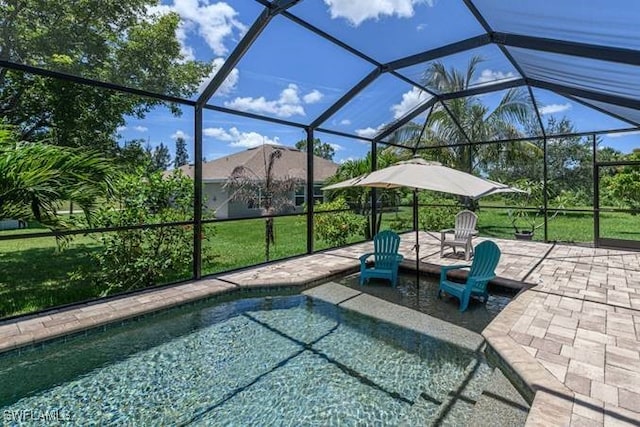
[303,282,485,353]
[0,260,361,355]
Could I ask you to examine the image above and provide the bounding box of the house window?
[247,188,264,209]
[294,184,325,207]
[313,184,324,204]
[295,186,305,206]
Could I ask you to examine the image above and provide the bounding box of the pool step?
[465,368,530,427]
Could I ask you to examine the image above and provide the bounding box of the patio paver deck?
[1,231,639,426]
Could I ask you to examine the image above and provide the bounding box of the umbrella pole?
[413,190,420,299]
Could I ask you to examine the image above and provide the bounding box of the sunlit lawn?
[1,208,638,318]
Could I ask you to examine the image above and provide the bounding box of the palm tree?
[224,145,299,261]
[0,124,115,229]
[389,56,537,175]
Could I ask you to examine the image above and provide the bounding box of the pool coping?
[482,290,575,426]
[0,258,360,354]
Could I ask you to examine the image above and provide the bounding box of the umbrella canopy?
[323,158,525,198]
[322,157,524,294]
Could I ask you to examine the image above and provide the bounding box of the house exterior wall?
[202,182,228,219]
[203,182,325,219]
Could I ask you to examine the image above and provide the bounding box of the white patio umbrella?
[323,157,525,291]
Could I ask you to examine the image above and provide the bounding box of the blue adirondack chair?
[437,240,501,312]
[359,230,404,287]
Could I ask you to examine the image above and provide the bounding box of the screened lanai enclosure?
[1,0,640,317]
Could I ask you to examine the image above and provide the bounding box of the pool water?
[0,295,485,426]
[340,272,514,334]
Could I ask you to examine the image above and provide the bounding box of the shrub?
[313,197,366,247]
[417,194,457,231]
[86,169,213,294]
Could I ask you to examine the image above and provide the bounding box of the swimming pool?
[0,294,488,425]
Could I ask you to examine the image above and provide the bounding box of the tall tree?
[117,139,150,173]
[149,142,171,172]
[388,56,534,173]
[295,138,336,161]
[224,146,299,261]
[174,136,189,168]
[0,1,211,152]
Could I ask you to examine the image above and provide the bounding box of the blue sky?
[118,0,640,165]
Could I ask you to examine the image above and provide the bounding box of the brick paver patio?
[1,231,638,426]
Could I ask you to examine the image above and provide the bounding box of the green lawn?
[1,208,638,318]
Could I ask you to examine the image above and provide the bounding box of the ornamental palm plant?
[0,124,115,229]
[224,146,299,261]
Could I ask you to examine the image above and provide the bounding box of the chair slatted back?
[468,241,501,291]
[454,210,478,240]
[374,230,401,270]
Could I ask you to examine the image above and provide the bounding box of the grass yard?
[1,208,638,318]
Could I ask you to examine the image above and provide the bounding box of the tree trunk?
[265,217,275,261]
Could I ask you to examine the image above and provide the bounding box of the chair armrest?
[395,254,404,263]
[471,230,479,236]
[439,264,470,282]
[440,228,455,234]
[468,274,496,284]
[440,264,471,272]
[359,253,374,264]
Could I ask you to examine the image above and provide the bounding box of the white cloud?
[539,103,572,115]
[475,69,517,85]
[329,143,344,152]
[416,23,427,31]
[147,0,247,58]
[134,126,148,132]
[198,57,239,96]
[338,156,356,164]
[116,126,127,132]
[324,0,434,27]
[303,89,324,104]
[391,87,430,119]
[171,130,191,140]
[607,130,640,138]
[355,124,386,138]
[225,84,321,118]
[203,127,234,141]
[340,119,352,125]
[203,126,280,148]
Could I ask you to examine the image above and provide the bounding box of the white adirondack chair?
[440,210,478,260]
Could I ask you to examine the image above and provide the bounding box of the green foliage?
[387,215,412,231]
[324,147,406,238]
[224,146,300,261]
[0,124,115,229]
[87,169,211,294]
[417,194,457,231]
[387,56,533,173]
[174,136,189,168]
[313,197,366,247]
[607,152,640,212]
[295,138,336,160]
[149,142,171,172]
[0,1,211,150]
